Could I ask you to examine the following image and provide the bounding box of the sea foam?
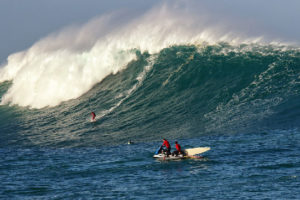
[0,3,266,108]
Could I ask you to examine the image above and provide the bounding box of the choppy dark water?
[0,43,300,199]
[1,131,299,199]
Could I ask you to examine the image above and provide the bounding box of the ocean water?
[1,7,300,199]
[1,43,299,199]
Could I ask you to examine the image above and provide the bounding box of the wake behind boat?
[153,146,211,160]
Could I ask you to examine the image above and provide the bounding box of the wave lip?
[0,3,293,109]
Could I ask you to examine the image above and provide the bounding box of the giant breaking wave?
[0,3,300,147]
[0,4,269,109]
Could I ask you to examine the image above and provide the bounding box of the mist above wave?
[0,3,278,109]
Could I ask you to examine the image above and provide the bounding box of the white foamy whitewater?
[0,3,265,108]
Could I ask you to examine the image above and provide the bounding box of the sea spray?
[0,4,266,109]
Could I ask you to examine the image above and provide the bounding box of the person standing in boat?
[161,138,171,156]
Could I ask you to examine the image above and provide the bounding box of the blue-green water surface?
[0,43,300,199]
[1,131,299,199]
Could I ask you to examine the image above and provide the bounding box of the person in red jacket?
[172,141,184,156]
[161,138,171,156]
[91,112,96,122]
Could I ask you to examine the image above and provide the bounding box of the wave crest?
[0,3,286,108]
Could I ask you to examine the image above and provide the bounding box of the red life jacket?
[162,140,170,148]
[175,143,181,152]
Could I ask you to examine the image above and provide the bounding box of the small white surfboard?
[184,147,211,156]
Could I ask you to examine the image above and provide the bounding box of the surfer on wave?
[91,112,96,122]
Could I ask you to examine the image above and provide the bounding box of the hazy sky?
[0,0,299,63]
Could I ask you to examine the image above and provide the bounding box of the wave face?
[0,5,300,147]
[0,42,299,147]
[0,4,267,109]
